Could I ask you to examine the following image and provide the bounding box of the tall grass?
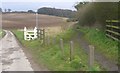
[77,26,118,63]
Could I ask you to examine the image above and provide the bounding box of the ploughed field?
[2,13,69,29]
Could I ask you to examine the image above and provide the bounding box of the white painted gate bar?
[24,27,38,41]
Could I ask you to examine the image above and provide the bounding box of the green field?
[76,26,118,63]
[13,29,102,71]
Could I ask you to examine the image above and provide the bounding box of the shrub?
[70,55,85,69]
[75,2,118,29]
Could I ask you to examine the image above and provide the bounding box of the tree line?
[0,8,12,13]
[0,7,76,18]
[37,7,76,18]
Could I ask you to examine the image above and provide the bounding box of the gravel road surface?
[0,30,33,72]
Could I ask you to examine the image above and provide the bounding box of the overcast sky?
[1,0,90,2]
[1,2,81,11]
[1,0,91,11]
[1,0,119,11]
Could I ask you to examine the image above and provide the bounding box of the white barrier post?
[24,27,38,40]
[34,27,38,39]
[24,27,27,40]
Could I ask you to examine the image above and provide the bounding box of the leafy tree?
[74,2,89,10]
[4,9,7,12]
[28,10,35,13]
[93,2,118,24]
[75,2,118,29]
[8,9,11,12]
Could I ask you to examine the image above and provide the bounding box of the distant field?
[2,13,73,29]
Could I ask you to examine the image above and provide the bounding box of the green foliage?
[0,30,5,38]
[12,30,24,41]
[75,2,118,29]
[57,29,77,41]
[70,55,84,69]
[13,29,101,71]
[28,10,35,13]
[118,42,120,65]
[74,2,89,10]
[77,26,118,63]
[93,2,118,25]
[37,7,76,18]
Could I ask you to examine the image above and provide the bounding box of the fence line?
[24,27,46,41]
[43,35,96,69]
[106,20,120,42]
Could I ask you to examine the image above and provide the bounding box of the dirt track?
[75,30,118,71]
[1,30,34,71]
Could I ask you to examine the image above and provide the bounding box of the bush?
[76,3,96,26]
[70,55,85,69]
[75,2,118,29]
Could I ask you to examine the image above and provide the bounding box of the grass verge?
[76,25,118,63]
[12,29,102,71]
[0,30,5,38]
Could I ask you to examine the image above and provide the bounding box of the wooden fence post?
[70,41,74,61]
[89,45,94,70]
[40,29,43,40]
[52,37,56,45]
[60,39,64,59]
[24,27,27,40]
[47,36,50,46]
[43,29,45,45]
